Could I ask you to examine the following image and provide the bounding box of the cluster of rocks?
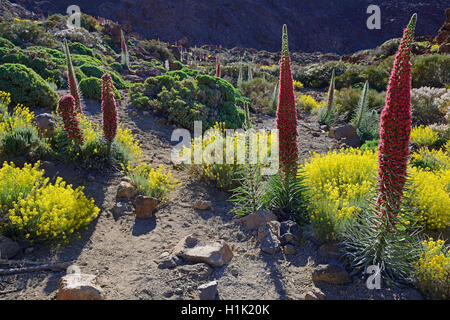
[328,123,361,148]
[156,234,233,300]
[114,179,159,220]
[239,210,302,256]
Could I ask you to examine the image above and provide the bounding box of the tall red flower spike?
[101,73,118,144]
[377,14,417,225]
[64,39,82,114]
[276,24,299,175]
[58,94,83,143]
[216,54,221,78]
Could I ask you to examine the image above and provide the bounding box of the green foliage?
[68,42,94,57]
[293,61,347,88]
[351,81,380,141]
[0,64,59,109]
[240,78,277,115]
[0,36,14,48]
[130,72,245,130]
[412,55,450,88]
[261,173,307,222]
[230,165,263,217]
[79,77,121,101]
[137,40,174,61]
[79,64,128,89]
[0,125,47,158]
[335,87,385,121]
[109,62,123,73]
[0,19,57,47]
[360,139,379,152]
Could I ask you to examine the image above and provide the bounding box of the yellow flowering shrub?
[414,239,450,299]
[410,126,439,147]
[182,122,275,190]
[123,163,180,203]
[116,126,143,162]
[0,102,36,137]
[297,95,322,112]
[0,91,11,113]
[411,148,449,172]
[405,167,450,230]
[8,177,100,242]
[0,162,44,212]
[293,80,304,90]
[301,148,378,240]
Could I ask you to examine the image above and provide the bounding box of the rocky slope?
[10,0,449,54]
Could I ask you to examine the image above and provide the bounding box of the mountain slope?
[10,0,449,53]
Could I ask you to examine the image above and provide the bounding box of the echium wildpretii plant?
[121,29,130,69]
[276,24,299,176]
[101,73,118,149]
[340,14,421,283]
[237,57,243,87]
[216,54,221,78]
[57,94,83,143]
[319,69,336,126]
[63,39,82,114]
[377,13,417,226]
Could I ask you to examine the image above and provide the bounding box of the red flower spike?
[101,73,118,144]
[58,94,83,143]
[376,14,417,226]
[276,24,299,175]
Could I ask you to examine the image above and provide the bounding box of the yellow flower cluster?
[8,176,100,242]
[405,167,450,230]
[293,80,304,90]
[0,91,11,112]
[116,126,143,161]
[297,95,323,112]
[414,238,450,299]
[123,163,180,203]
[182,122,274,190]
[410,126,439,147]
[0,103,35,137]
[0,162,44,212]
[302,148,378,240]
[411,147,449,172]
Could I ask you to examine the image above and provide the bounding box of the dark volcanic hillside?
[9,0,450,54]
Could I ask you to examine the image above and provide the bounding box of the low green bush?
[130,73,245,130]
[79,77,121,101]
[79,64,128,89]
[335,87,385,121]
[0,63,59,109]
[412,54,450,88]
[68,42,94,57]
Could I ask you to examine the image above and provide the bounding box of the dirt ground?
[0,94,423,300]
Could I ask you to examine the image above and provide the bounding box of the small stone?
[173,235,233,267]
[257,221,280,242]
[158,254,181,269]
[260,232,280,255]
[176,264,213,281]
[135,195,159,219]
[198,281,218,300]
[0,235,21,259]
[163,290,173,298]
[131,111,138,117]
[312,132,320,137]
[279,220,302,246]
[87,175,95,182]
[111,201,128,217]
[257,118,263,123]
[239,209,278,230]
[34,113,55,137]
[143,111,150,116]
[312,263,351,285]
[56,274,104,300]
[175,288,183,295]
[24,247,34,254]
[303,288,325,300]
[116,181,137,199]
[193,200,212,210]
[283,244,296,255]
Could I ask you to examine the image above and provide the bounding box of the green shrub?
[137,40,174,61]
[0,47,64,87]
[0,19,56,47]
[0,36,15,48]
[109,62,123,73]
[411,87,449,126]
[130,73,245,130]
[79,64,128,89]
[0,64,59,109]
[293,61,347,88]
[239,78,276,115]
[335,87,385,121]
[412,55,450,88]
[79,77,121,101]
[68,42,94,57]
[360,139,379,152]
